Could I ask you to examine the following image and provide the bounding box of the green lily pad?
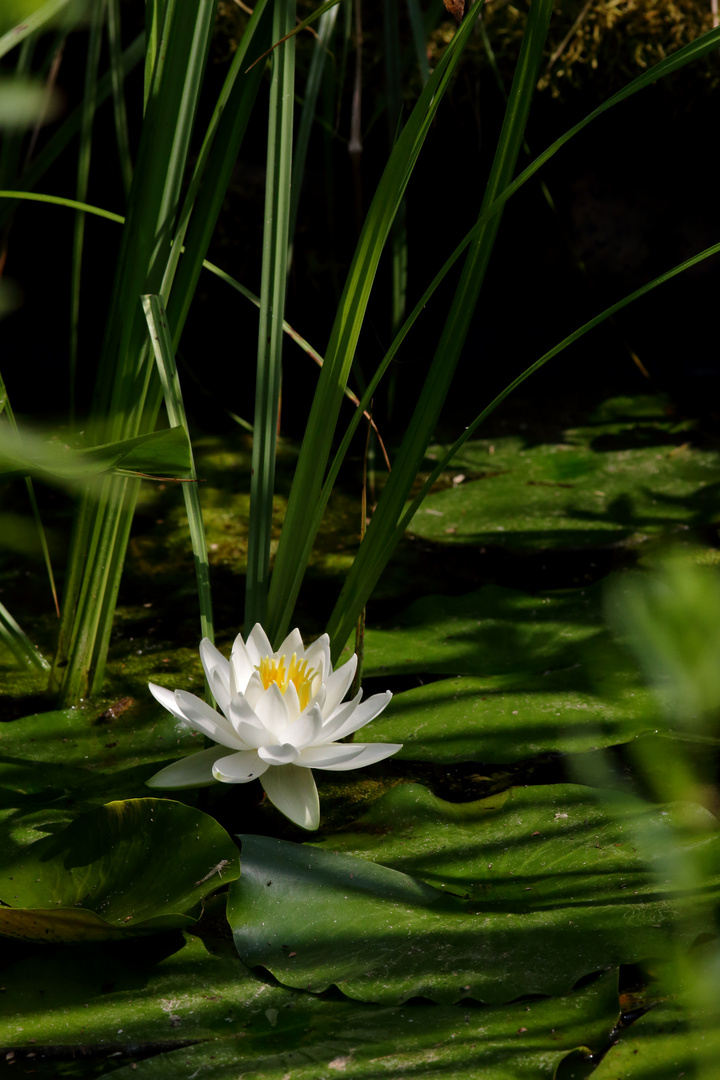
[103,970,619,1080]
[0,929,619,1080]
[362,580,611,678]
[228,795,719,1004]
[361,581,666,761]
[0,798,239,941]
[372,665,659,763]
[413,435,720,552]
[587,1000,720,1080]
[309,782,717,902]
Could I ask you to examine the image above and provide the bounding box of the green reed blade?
[245,0,297,631]
[288,3,339,251]
[69,0,105,425]
[0,600,49,671]
[163,0,273,341]
[324,0,554,658]
[265,4,483,646]
[53,0,218,702]
[106,0,132,199]
[143,294,214,647]
[0,0,72,59]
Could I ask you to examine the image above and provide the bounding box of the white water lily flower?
[146,624,401,830]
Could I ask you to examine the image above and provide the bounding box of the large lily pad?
[0,696,201,855]
[0,798,239,941]
[309,783,717,902]
[103,970,619,1080]
[0,930,619,1080]
[587,1000,720,1080]
[412,418,720,552]
[361,580,669,760]
[371,665,659,762]
[228,792,719,1004]
[362,580,610,679]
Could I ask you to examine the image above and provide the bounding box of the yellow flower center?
[256,653,317,711]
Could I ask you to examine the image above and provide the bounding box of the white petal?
[304,633,331,679]
[245,623,273,664]
[212,749,269,783]
[243,670,266,709]
[173,689,243,750]
[279,702,323,750]
[258,743,300,765]
[307,742,403,771]
[320,690,362,736]
[230,634,257,695]
[276,627,304,659]
[283,678,301,722]
[321,654,357,717]
[226,695,267,747]
[254,681,289,735]
[324,691,393,742]
[208,666,232,718]
[199,639,230,707]
[260,764,320,830]
[296,743,367,768]
[149,682,186,722]
[146,746,225,788]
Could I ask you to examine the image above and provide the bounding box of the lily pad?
[309,782,717,903]
[412,435,720,552]
[587,1000,720,1080]
[0,930,619,1080]
[361,581,667,761]
[371,665,660,762]
[0,798,239,941]
[228,798,719,1004]
[362,580,610,679]
[0,698,202,856]
[103,970,619,1080]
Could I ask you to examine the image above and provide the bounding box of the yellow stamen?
[256,653,317,711]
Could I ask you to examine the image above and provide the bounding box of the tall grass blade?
[106,0,132,199]
[52,0,218,703]
[288,4,339,250]
[324,0,554,657]
[0,0,73,59]
[142,294,213,645]
[0,601,49,671]
[69,0,105,424]
[265,5,483,645]
[245,0,297,631]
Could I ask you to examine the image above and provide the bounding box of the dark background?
[3,2,719,445]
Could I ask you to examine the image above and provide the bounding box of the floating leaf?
[228,802,719,1004]
[369,663,659,763]
[0,931,619,1080]
[309,782,718,902]
[363,580,610,678]
[0,798,239,941]
[412,434,720,552]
